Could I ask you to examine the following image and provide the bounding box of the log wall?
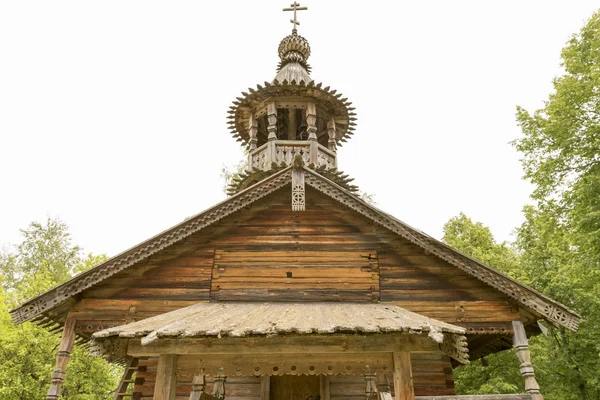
[68,187,520,397]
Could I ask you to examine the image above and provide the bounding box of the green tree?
[512,10,600,399]
[442,214,524,395]
[0,218,121,399]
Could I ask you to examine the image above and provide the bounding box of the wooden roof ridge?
[9,167,294,325]
[302,167,581,331]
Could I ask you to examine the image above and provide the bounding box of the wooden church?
[11,4,579,400]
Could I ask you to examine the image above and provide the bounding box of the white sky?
[0,1,597,257]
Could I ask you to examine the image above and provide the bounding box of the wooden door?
[270,375,320,400]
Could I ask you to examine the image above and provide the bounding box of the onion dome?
[275,33,312,84]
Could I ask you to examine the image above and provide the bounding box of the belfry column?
[248,114,258,170]
[267,102,278,165]
[307,101,318,165]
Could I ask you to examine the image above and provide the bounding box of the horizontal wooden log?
[127,334,439,356]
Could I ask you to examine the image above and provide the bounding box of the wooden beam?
[154,354,177,400]
[127,333,438,357]
[46,316,76,400]
[513,320,543,400]
[260,376,270,400]
[393,352,414,400]
[319,375,330,400]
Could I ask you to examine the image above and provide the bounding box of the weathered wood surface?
[154,354,177,400]
[126,334,439,356]
[270,375,319,400]
[512,321,543,400]
[394,351,415,400]
[72,189,516,335]
[46,316,76,400]
[134,353,454,399]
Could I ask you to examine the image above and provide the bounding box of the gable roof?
[10,167,580,331]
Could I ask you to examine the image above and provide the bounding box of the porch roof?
[94,302,465,344]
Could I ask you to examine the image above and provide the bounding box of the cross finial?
[283,2,308,34]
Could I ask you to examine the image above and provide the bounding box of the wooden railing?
[249,140,337,171]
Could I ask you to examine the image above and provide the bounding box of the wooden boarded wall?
[210,249,379,302]
[68,186,522,397]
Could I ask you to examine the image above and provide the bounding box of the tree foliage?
[452,11,600,398]
[513,10,600,400]
[0,218,120,399]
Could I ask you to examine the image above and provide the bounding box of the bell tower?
[226,3,357,195]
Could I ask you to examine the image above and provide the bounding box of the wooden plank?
[393,352,414,400]
[154,354,177,400]
[128,334,439,356]
[176,353,395,377]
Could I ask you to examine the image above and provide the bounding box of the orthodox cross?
[283,2,308,34]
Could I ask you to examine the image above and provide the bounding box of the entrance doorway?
[269,375,320,400]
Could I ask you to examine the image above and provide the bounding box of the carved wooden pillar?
[319,376,331,400]
[327,116,337,152]
[513,320,543,400]
[267,102,278,166]
[291,154,305,211]
[306,102,318,165]
[189,375,205,400]
[154,354,178,400]
[260,376,270,400]
[392,352,414,400]
[46,316,76,400]
[248,114,258,171]
[365,373,378,399]
[212,376,226,400]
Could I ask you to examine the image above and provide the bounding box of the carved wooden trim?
[11,169,293,325]
[291,165,305,211]
[303,169,579,331]
[440,333,470,365]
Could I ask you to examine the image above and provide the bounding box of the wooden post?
[46,316,76,400]
[392,352,414,400]
[267,102,278,141]
[267,102,278,166]
[260,376,270,400]
[513,321,543,400]
[306,102,318,165]
[319,376,330,400]
[154,354,178,400]
[189,375,205,400]
[327,116,337,152]
[248,114,258,171]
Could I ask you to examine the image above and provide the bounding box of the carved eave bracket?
[291,155,305,211]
